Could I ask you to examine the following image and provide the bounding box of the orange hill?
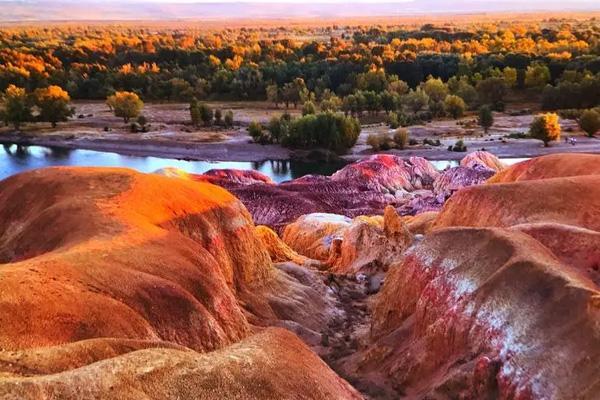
[0,167,360,399]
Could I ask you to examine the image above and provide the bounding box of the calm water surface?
[0,144,528,183]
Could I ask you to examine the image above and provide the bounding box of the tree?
[444,95,466,119]
[403,88,429,114]
[1,85,32,130]
[248,121,268,144]
[421,76,449,103]
[478,105,494,134]
[34,85,74,127]
[476,77,507,106]
[525,62,551,89]
[579,109,600,138]
[198,103,213,126]
[224,110,234,127]
[530,113,561,147]
[106,91,143,123]
[302,101,316,116]
[190,98,201,127]
[266,84,280,107]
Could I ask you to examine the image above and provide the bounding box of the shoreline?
[1,133,600,163]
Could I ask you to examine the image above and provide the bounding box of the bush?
[579,109,600,137]
[444,95,466,119]
[505,132,529,139]
[224,110,234,127]
[248,121,266,143]
[448,139,467,152]
[393,128,410,150]
[387,111,400,129]
[558,109,583,120]
[198,103,213,126]
[367,133,383,151]
[423,138,441,146]
[530,113,561,146]
[409,138,419,146]
[302,101,316,116]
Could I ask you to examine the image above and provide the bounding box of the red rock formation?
[282,208,412,275]
[330,154,439,193]
[0,328,362,400]
[461,150,505,172]
[433,175,600,232]
[488,153,600,183]
[363,228,600,399]
[0,167,360,399]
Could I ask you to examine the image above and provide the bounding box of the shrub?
[530,113,561,146]
[579,109,600,137]
[444,95,466,119]
[214,108,222,125]
[423,138,441,146]
[449,139,467,152]
[367,133,383,151]
[302,101,316,116]
[393,128,410,150]
[387,111,400,129]
[558,109,583,120]
[248,121,265,142]
[224,110,234,127]
[198,103,213,126]
[478,105,494,134]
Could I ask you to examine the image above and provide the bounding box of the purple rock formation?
[171,152,501,231]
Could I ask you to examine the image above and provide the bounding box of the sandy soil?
[1,101,599,162]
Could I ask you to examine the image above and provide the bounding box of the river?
[0,144,528,182]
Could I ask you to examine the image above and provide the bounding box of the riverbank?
[1,101,599,163]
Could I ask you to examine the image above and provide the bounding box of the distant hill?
[0,1,599,22]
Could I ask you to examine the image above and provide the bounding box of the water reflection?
[0,144,529,183]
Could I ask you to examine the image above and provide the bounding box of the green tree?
[198,103,213,126]
[578,109,600,138]
[190,98,201,127]
[444,95,466,119]
[530,113,561,147]
[525,62,551,89]
[403,88,429,114]
[266,84,280,107]
[421,76,449,103]
[34,85,74,128]
[478,105,494,134]
[476,77,507,106]
[107,91,143,123]
[1,85,32,130]
[302,101,316,116]
[224,110,234,127]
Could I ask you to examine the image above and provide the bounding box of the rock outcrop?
[0,167,358,399]
[164,152,500,232]
[487,153,600,183]
[282,207,413,275]
[460,150,505,172]
[361,228,600,399]
[0,328,362,400]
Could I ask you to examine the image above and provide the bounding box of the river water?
[0,144,527,183]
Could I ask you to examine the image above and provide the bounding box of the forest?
[1,18,600,151]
